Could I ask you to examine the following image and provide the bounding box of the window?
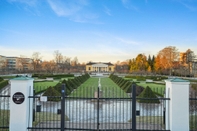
[89,67,91,71]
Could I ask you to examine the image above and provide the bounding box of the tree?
[185,49,196,76]
[41,60,56,73]
[32,52,42,72]
[155,55,162,74]
[54,50,63,64]
[71,57,78,66]
[157,46,179,75]
[135,54,148,72]
[53,50,63,72]
[17,55,32,72]
[60,56,71,72]
[151,55,156,72]
[0,58,8,72]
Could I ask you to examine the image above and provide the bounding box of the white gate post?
[165,78,190,131]
[10,77,34,131]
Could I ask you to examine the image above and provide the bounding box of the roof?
[86,62,114,66]
[166,78,190,82]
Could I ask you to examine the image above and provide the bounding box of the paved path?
[32,121,163,131]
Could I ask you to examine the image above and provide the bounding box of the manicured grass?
[0,110,9,130]
[190,115,197,130]
[0,110,69,129]
[128,116,163,124]
[34,81,59,94]
[136,82,165,96]
[70,77,129,98]
[33,112,69,126]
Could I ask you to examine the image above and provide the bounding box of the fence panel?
[28,84,171,131]
[190,90,197,131]
[0,85,10,131]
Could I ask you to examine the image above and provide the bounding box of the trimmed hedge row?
[43,74,90,100]
[125,75,168,81]
[32,74,74,79]
[109,74,144,95]
[109,74,159,103]
[0,80,9,90]
[137,86,160,104]
[0,77,3,82]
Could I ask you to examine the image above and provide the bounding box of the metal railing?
[28,84,171,131]
[190,91,197,131]
[0,86,10,131]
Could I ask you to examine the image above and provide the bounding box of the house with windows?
[0,55,33,71]
[86,62,115,73]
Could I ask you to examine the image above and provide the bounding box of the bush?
[0,80,9,90]
[137,86,160,103]
[0,77,3,82]
[54,83,71,96]
[42,86,61,101]
[32,74,75,79]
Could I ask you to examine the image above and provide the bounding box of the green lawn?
[34,81,59,94]
[70,77,129,98]
[0,110,9,130]
[0,110,69,129]
[136,82,165,96]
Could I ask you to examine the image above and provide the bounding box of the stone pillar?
[165,78,190,131]
[10,77,34,131]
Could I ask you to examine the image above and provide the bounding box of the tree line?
[128,46,196,76]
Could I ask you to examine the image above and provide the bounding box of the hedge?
[125,75,168,81]
[0,80,9,90]
[44,74,90,98]
[42,86,61,101]
[32,74,74,79]
[0,77,3,82]
[137,86,160,103]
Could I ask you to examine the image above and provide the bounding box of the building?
[86,62,115,73]
[0,55,33,71]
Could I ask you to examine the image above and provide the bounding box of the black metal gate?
[189,90,197,131]
[0,86,10,131]
[28,84,170,131]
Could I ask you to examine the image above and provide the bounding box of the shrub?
[0,77,3,82]
[42,86,61,101]
[0,80,9,90]
[137,86,160,103]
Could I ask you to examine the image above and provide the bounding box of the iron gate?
[0,85,10,131]
[28,84,170,131]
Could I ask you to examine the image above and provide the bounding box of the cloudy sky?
[1,0,197,63]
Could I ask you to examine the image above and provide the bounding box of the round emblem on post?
[12,92,25,104]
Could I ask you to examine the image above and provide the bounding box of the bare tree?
[41,60,56,73]
[71,57,78,66]
[186,49,196,76]
[32,52,42,72]
[53,50,63,72]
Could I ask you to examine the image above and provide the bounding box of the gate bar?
[132,84,136,131]
[61,84,66,131]
[97,86,100,131]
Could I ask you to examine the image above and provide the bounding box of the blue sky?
[1,0,197,63]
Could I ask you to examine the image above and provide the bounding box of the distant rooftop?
[86,62,114,66]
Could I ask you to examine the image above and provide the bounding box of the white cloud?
[115,37,139,45]
[7,0,38,6]
[47,0,100,23]
[103,6,112,16]
[174,0,197,11]
[121,0,139,11]
[180,2,197,11]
